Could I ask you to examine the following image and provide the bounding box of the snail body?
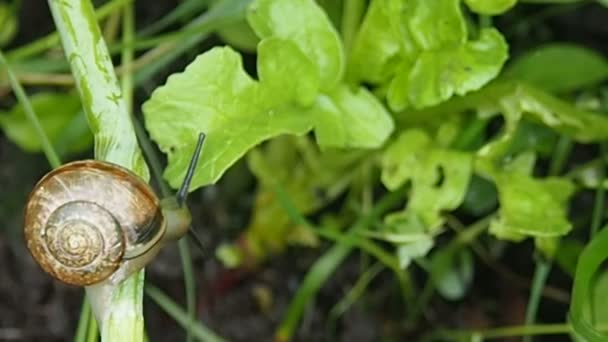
[24,160,190,286]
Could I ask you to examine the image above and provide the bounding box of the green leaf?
[0,92,93,157]
[371,210,434,268]
[370,210,429,244]
[347,0,403,84]
[381,130,473,230]
[407,0,467,50]
[460,175,498,216]
[257,38,320,107]
[570,225,608,341]
[0,2,17,47]
[143,47,312,189]
[415,81,608,144]
[247,0,344,90]
[396,239,434,269]
[381,129,431,191]
[489,173,575,240]
[464,0,517,15]
[313,85,394,149]
[145,0,394,189]
[389,28,508,110]
[554,239,584,277]
[503,43,608,93]
[592,271,608,325]
[216,18,259,52]
[506,120,558,158]
[431,247,474,301]
[349,0,508,109]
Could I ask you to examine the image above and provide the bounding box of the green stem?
[48,0,149,340]
[329,262,383,319]
[86,312,99,342]
[0,50,61,168]
[133,117,172,196]
[146,286,226,342]
[548,136,572,176]
[74,298,91,342]
[479,15,492,29]
[591,143,607,238]
[178,240,196,342]
[340,0,364,56]
[523,258,552,342]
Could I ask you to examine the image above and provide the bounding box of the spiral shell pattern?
[24,160,165,286]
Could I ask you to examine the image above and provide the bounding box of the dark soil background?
[1,1,608,341]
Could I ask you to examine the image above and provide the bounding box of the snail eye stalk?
[176,132,206,206]
[176,132,207,255]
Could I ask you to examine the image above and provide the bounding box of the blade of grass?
[137,0,211,37]
[7,0,134,61]
[145,285,226,342]
[523,258,552,342]
[274,186,405,342]
[0,50,61,168]
[329,262,383,319]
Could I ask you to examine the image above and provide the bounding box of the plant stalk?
[47,0,149,340]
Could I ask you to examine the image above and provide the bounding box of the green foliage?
[464,0,517,15]
[0,2,17,47]
[570,226,608,341]
[144,0,393,189]
[431,247,474,300]
[247,0,344,90]
[503,43,608,93]
[382,129,473,231]
[349,0,508,110]
[9,0,608,340]
[489,173,575,240]
[0,92,93,157]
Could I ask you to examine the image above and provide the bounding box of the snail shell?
[24,160,165,286]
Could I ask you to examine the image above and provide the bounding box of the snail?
[23,134,206,287]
